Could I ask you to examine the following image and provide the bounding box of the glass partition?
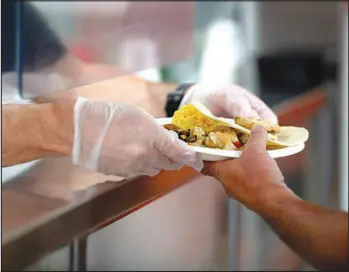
[2,1,249,99]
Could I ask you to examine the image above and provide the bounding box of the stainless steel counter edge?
[2,167,200,271]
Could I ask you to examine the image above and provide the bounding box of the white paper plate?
[157,118,305,161]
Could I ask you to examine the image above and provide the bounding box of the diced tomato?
[233,141,243,148]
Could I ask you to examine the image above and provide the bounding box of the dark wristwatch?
[165,83,195,117]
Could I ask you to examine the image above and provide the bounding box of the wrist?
[146,81,178,117]
[252,187,301,218]
[43,100,75,156]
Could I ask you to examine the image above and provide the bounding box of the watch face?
[173,94,182,102]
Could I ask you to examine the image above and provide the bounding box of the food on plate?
[235,117,279,141]
[235,116,280,133]
[164,104,279,150]
[171,104,224,133]
[164,122,244,150]
[164,103,309,151]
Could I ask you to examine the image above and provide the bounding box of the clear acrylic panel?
[5,1,196,98]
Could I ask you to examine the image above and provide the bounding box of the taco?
[164,103,309,151]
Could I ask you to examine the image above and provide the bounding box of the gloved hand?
[73,97,203,178]
[181,83,278,123]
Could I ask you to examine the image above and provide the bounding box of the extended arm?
[32,75,177,118]
[202,126,348,272]
[258,190,348,271]
[2,75,176,167]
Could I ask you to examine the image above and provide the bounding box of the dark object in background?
[257,51,325,95]
[257,50,336,106]
[1,1,67,74]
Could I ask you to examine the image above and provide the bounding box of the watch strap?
[165,83,194,117]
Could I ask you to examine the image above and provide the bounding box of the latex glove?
[73,97,203,178]
[181,83,278,123]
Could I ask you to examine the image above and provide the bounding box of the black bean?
[187,135,198,143]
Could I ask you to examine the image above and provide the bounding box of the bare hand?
[202,125,290,211]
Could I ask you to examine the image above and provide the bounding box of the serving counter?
[2,167,201,270]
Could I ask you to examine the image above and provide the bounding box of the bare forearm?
[33,75,177,117]
[146,80,177,117]
[2,101,74,166]
[256,190,348,271]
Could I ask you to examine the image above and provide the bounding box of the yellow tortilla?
[173,102,309,147]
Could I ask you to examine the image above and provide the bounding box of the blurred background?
[2,1,348,271]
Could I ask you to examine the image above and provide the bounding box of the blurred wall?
[256,2,338,54]
[236,1,338,98]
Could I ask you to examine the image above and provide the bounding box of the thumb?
[243,125,268,155]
